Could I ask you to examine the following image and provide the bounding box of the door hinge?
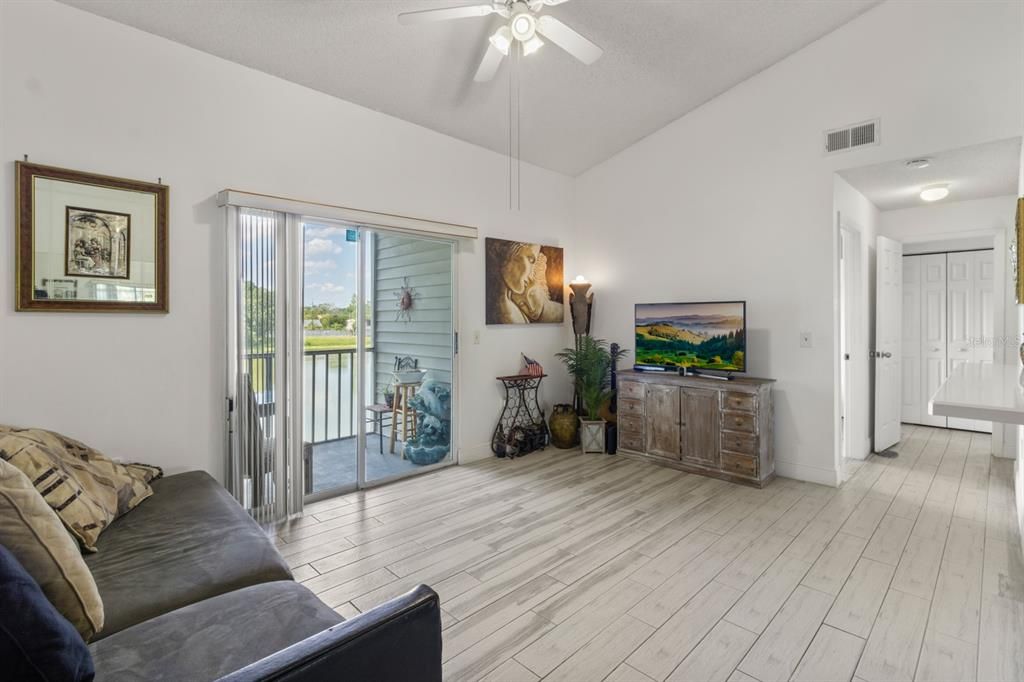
[454,331,459,355]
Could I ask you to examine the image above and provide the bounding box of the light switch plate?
[800,332,813,348]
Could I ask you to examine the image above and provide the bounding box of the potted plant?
[383,385,395,409]
[556,337,627,453]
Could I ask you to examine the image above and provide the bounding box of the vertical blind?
[227,207,303,524]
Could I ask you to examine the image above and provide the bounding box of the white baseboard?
[775,459,841,487]
[459,441,495,464]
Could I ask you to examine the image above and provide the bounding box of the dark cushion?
[0,544,95,682]
[89,581,343,681]
[84,471,292,640]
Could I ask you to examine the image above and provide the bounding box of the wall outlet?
[473,330,481,345]
[800,332,813,348]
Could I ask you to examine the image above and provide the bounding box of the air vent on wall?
[824,119,880,154]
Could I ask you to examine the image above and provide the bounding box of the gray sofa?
[84,471,442,681]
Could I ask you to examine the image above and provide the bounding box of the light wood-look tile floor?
[273,424,1024,682]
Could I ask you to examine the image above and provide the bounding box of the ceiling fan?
[398,0,603,82]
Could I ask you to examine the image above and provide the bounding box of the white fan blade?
[528,0,569,9]
[398,4,496,25]
[536,14,602,65]
[474,43,505,82]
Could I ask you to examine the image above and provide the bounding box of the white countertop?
[929,361,1024,426]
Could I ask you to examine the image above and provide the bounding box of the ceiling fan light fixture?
[510,12,537,41]
[522,35,544,56]
[920,184,950,202]
[489,25,512,55]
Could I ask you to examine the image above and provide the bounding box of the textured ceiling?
[60,0,880,176]
[840,138,1022,211]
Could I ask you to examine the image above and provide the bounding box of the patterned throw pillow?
[0,426,163,552]
[0,459,105,640]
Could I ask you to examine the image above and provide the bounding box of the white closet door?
[920,254,948,427]
[947,250,993,432]
[901,256,922,424]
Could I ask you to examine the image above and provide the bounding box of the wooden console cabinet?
[616,370,775,487]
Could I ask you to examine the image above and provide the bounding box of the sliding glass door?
[300,222,456,499]
[363,230,456,486]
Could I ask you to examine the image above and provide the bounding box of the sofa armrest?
[218,585,441,682]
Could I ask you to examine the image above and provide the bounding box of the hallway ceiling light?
[905,158,931,169]
[920,184,950,202]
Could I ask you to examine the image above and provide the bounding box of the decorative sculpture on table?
[522,353,544,377]
[403,380,451,465]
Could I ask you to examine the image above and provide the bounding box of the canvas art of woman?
[485,237,565,325]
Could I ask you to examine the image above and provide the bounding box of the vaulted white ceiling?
[61,0,879,176]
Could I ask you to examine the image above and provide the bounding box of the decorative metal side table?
[491,374,550,458]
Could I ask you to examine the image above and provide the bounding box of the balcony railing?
[243,347,375,446]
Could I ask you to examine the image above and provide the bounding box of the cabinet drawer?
[721,430,758,455]
[722,410,756,434]
[723,391,756,412]
[619,381,645,400]
[618,429,644,452]
[618,414,643,434]
[722,452,758,478]
[618,398,644,417]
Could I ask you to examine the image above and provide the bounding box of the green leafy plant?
[555,337,629,421]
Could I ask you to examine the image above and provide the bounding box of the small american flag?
[522,354,543,376]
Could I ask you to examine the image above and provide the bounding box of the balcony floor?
[311,435,429,494]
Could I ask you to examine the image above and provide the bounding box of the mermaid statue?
[403,379,451,465]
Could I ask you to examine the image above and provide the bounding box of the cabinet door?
[680,387,720,467]
[644,384,681,459]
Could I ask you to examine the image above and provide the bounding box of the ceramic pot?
[549,404,578,449]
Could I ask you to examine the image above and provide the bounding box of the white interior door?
[874,235,903,451]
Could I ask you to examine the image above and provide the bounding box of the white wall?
[572,0,1023,485]
[833,176,878,463]
[0,0,575,478]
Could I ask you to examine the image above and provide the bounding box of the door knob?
[880,351,892,358]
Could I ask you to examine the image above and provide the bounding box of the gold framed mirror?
[16,162,168,312]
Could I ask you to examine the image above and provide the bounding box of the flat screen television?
[635,301,747,373]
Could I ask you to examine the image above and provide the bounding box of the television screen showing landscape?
[635,301,746,371]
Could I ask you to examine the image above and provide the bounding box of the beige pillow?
[0,426,159,551]
[0,458,104,640]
